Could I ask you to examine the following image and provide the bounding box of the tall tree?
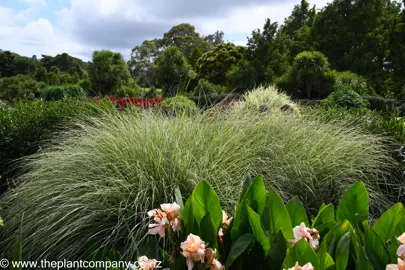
[155,46,195,97]
[161,23,211,58]
[88,50,131,96]
[293,51,329,99]
[197,42,244,85]
[312,0,401,96]
[129,39,160,87]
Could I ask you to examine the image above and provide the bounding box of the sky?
[0,0,330,61]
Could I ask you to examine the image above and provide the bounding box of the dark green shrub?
[0,98,113,192]
[365,96,396,112]
[144,86,157,98]
[320,86,369,109]
[194,79,216,95]
[116,85,140,97]
[78,79,91,92]
[41,84,86,101]
[161,95,198,116]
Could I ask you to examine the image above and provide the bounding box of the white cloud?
[0,0,330,61]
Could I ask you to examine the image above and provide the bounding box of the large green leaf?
[352,231,373,270]
[247,207,270,254]
[389,235,400,263]
[336,182,368,226]
[192,180,222,231]
[319,251,335,270]
[287,196,309,227]
[313,204,335,228]
[200,213,218,250]
[239,175,253,202]
[364,226,390,270]
[182,197,198,235]
[231,176,267,241]
[335,232,350,270]
[265,231,287,270]
[283,239,320,269]
[373,203,405,243]
[225,233,254,268]
[319,220,353,258]
[268,186,293,240]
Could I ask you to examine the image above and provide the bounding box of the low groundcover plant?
[137,176,405,270]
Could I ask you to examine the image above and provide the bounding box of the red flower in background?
[94,96,164,112]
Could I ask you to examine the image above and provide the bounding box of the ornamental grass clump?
[0,86,398,262]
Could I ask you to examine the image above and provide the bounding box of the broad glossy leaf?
[192,180,222,231]
[389,235,400,262]
[265,231,287,270]
[336,182,368,226]
[319,220,353,258]
[313,204,335,228]
[335,232,350,270]
[239,175,253,202]
[373,203,405,243]
[225,233,254,268]
[364,226,390,270]
[231,176,267,240]
[287,196,309,227]
[248,206,270,254]
[268,186,293,240]
[200,213,218,250]
[283,239,320,269]
[182,197,198,235]
[319,251,335,270]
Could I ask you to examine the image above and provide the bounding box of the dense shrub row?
[0,98,114,192]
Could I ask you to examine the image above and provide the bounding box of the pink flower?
[386,258,405,270]
[293,222,311,240]
[137,256,159,270]
[147,202,182,237]
[222,210,233,228]
[218,211,233,244]
[398,245,405,258]
[290,222,320,250]
[180,234,206,270]
[160,202,182,232]
[204,248,224,270]
[287,262,314,270]
[399,233,405,244]
[147,209,168,238]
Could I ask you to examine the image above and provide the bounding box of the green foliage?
[115,85,140,97]
[155,46,195,97]
[0,87,398,262]
[0,51,37,77]
[88,50,131,96]
[197,42,244,85]
[366,96,396,112]
[293,51,329,99]
[47,72,60,85]
[34,66,48,83]
[40,84,86,101]
[0,98,113,190]
[226,59,257,92]
[193,79,216,95]
[161,95,198,116]
[40,53,86,76]
[0,75,43,101]
[144,178,405,269]
[320,87,370,110]
[78,78,92,92]
[305,105,405,143]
